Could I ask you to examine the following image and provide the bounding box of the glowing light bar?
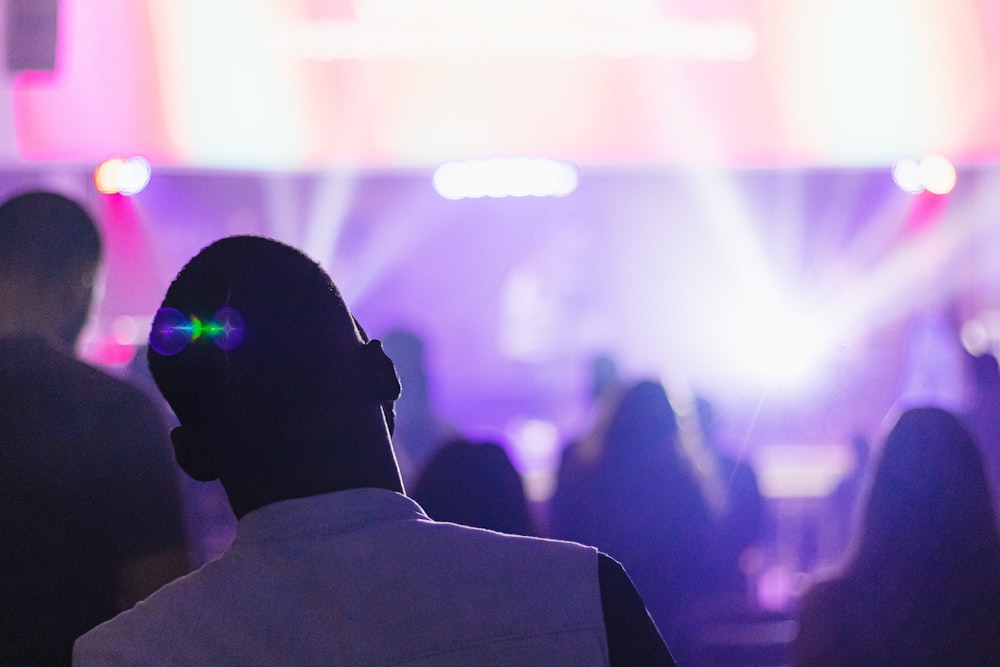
[94,156,151,196]
[290,17,757,62]
[433,158,578,200]
[754,443,854,498]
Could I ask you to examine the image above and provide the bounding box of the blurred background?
[4,0,1000,615]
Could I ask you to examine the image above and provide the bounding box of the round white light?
[892,157,924,194]
[94,156,152,196]
[961,318,991,357]
[119,157,151,196]
[919,154,956,195]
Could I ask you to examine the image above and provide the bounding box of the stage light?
[728,299,828,390]
[94,157,126,194]
[892,158,924,194]
[506,417,560,503]
[919,154,956,195]
[119,157,151,195]
[111,315,140,346]
[961,311,1000,357]
[748,320,820,385]
[94,156,151,196]
[433,158,578,200]
[755,443,854,498]
[961,318,990,357]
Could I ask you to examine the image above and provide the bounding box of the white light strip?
[282,19,756,62]
[433,158,579,200]
[754,443,854,498]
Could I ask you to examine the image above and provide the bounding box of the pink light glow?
[10,1,1000,168]
[12,0,174,163]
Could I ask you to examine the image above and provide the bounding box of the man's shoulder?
[73,528,608,666]
[413,519,601,571]
[74,563,222,664]
[426,519,594,549]
[1,337,154,406]
[61,353,155,405]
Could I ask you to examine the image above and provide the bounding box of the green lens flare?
[149,307,246,356]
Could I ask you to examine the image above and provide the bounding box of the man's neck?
[220,438,405,520]
[225,474,404,520]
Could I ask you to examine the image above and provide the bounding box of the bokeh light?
[209,306,246,352]
[94,156,151,196]
[111,315,140,346]
[892,157,924,194]
[961,317,991,356]
[918,153,956,195]
[149,307,195,356]
[94,157,126,194]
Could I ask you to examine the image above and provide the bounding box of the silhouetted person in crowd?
[793,407,1000,665]
[694,396,765,598]
[551,379,713,663]
[588,353,620,405]
[961,351,1000,514]
[828,433,871,559]
[549,353,622,537]
[413,438,537,537]
[74,236,674,665]
[381,328,456,487]
[0,191,190,665]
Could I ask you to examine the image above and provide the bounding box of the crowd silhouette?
[3,189,1000,665]
[0,192,190,665]
[551,380,714,661]
[412,438,537,537]
[793,408,1000,665]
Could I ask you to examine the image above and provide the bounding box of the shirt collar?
[235,487,429,545]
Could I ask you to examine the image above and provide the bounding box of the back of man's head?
[0,191,102,345]
[149,236,404,507]
[148,236,367,434]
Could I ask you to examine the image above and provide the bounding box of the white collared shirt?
[74,487,609,666]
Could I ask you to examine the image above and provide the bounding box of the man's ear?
[363,339,402,402]
[170,426,219,482]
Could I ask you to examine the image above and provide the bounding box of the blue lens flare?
[210,306,246,351]
[148,306,246,355]
[149,307,194,356]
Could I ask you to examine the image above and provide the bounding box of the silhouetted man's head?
[148,236,401,499]
[0,191,102,346]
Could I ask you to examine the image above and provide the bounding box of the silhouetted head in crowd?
[412,438,536,536]
[601,380,679,459]
[968,351,1000,398]
[382,329,430,407]
[148,236,403,518]
[0,191,102,347]
[588,353,619,403]
[852,407,1000,581]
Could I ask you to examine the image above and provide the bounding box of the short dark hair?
[148,236,363,430]
[0,191,101,290]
